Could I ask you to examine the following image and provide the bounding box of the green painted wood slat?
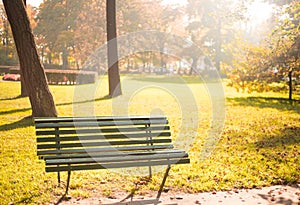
[35,120,168,129]
[34,116,167,123]
[37,145,174,156]
[37,138,172,149]
[42,149,186,160]
[37,127,171,139]
[46,153,189,165]
[45,158,190,172]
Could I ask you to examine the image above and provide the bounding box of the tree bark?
[20,0,28,97]
[190,57,198,75]
[106,0,122,97]
[288,70,293,101]
[3,0,57,117]
[215,19,222,71]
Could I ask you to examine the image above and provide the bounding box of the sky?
[27,0,43,7]
[28,0,187,7]
[27,0,273,24]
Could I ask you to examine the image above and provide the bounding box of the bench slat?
[45,158,190,172]
[35,120,168,129]
[42,149,186,160]
[46,152,189,165]
[37,145,174,156]
[37,132,171,142]
[35,116,167,123]
[37,138,172,149]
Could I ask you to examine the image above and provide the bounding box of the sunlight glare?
[162,0,187,6]
[247,0,274,24]
[27,0,43,7]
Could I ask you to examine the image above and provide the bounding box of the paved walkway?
[59,185,299,205]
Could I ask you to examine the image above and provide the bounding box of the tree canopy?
[0,0,299,99]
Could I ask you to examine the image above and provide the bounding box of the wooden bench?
[35,116,190,199]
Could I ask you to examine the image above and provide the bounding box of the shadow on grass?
[254,127,300,149]
[0,95,26,101]
[15,193,41,205]
[128,76,205,84]
[258,194,294,205]
[0,96,112,130]
[227,97,300,114]
[56,95,112,107]
[0,107,31,116]
[0,95,111,116]
[101,199,162,205]
[0,116,33,132]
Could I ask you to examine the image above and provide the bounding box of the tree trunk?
[106,0,122,97]
[288,70,293,101]
[3,0,57,117]
[190,57,198,75]
[20,0,28,97]
[62,47,69,69]
[215,19,222,71]
[20,77,28,97]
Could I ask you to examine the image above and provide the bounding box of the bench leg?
[57,171,61,184]
[156,165,171,200]
[148,166,152,179]
[65,171,71,195]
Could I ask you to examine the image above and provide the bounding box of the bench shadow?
[0,116,33,132]
[55,195,163,205]
[15,193,40,205]
[227,97,300,114]
[101,199,163,205]
[55,194,67,205]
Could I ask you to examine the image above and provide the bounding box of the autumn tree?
[0,6,18,65]
[225,41,276,92]
[225,1,300,100]
[185,0,243,73]
[269,1,300,100]
[35,0,83,68]
[73,0,106,66]
[3,0,57,117]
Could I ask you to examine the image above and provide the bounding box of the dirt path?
[58,185,299,205]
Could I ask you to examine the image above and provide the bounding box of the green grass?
[0,76,299,204]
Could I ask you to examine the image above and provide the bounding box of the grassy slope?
[0,76,299,204]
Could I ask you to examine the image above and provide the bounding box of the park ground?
[0,75,299,204]
[60,185,300,205]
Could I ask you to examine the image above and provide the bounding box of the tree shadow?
[56,95,112,107]
[254,127,300,149]
[0,107,31,116]
[258,194,294,205]
[227,97,300,114]
[0,95,111,116]
[0,116,33,132]
[0,95,26,101]
[250,127,300,173]
[128,76,204,84]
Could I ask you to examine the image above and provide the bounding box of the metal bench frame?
[35,116,190,200]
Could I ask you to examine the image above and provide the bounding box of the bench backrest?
[35,116,173,159]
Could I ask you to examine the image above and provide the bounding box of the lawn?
[0,75,299,204]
